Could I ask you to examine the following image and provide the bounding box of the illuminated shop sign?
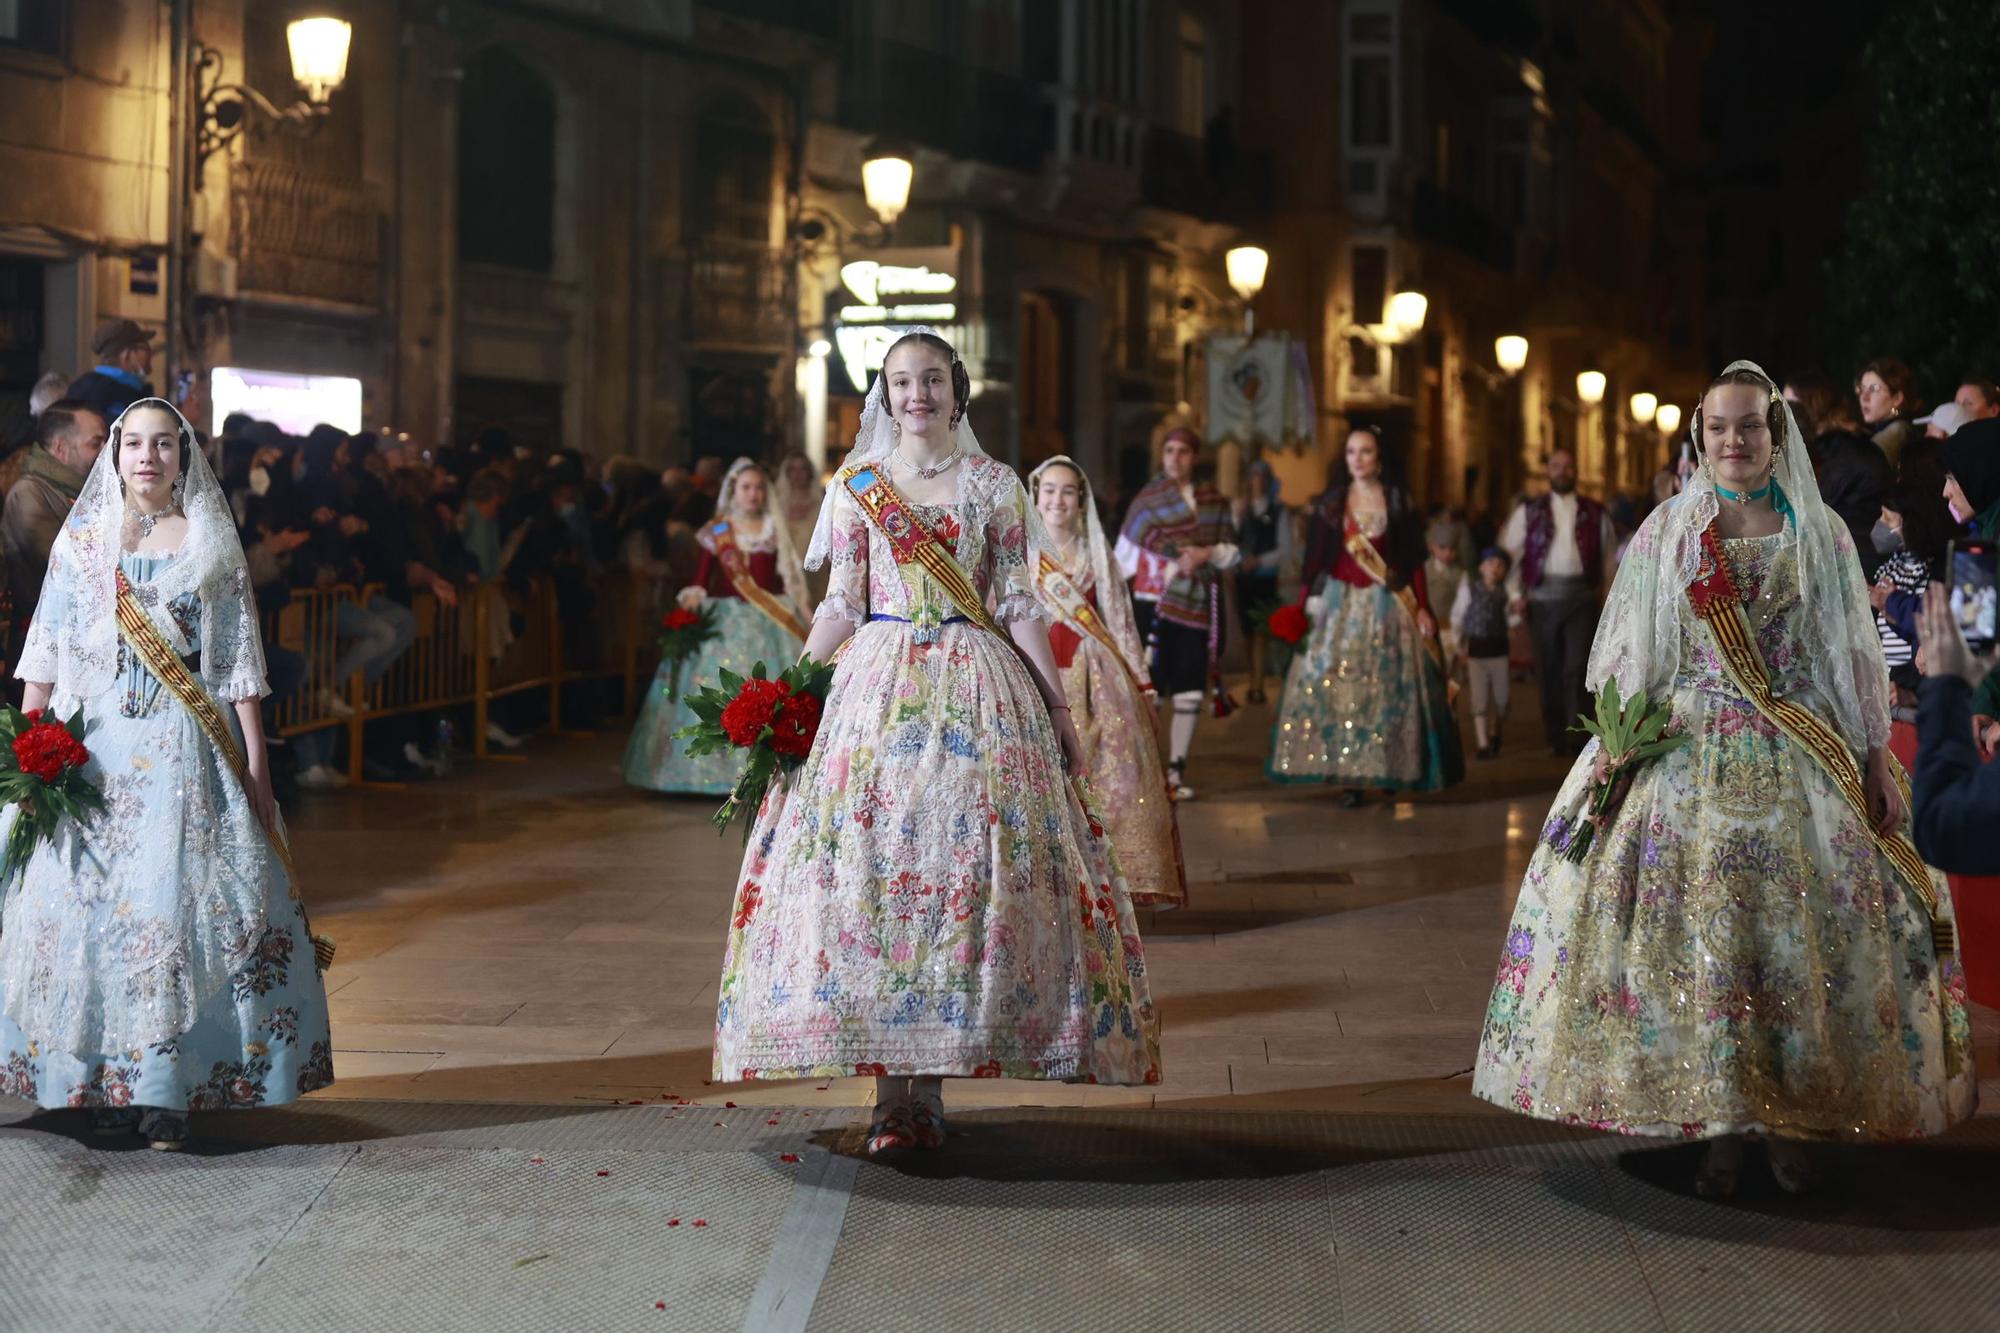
[833,255,960,391]
[211,366,363,434]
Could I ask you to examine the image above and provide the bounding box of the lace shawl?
[1587,360,1891,754]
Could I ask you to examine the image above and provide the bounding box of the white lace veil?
[1029,455,1150,682]
[711,456,811,619]
[804,325,1053,570]
[1587,359,1890,754]
[17,396,267,705]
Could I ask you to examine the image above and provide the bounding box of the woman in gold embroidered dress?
[1473,363,1974,1198]
[1028,456,1185,908]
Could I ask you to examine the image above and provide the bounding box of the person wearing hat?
[65,319,156,424]
[1917,401,1968,440]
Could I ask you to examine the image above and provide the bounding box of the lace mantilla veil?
[710,455,813,618]
[803,325,1055,572]
[17,396,267,706]
[1586,359,1890,755]
[1028,454,1150,684]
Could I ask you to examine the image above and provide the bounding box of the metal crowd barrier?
[265,572,659,784]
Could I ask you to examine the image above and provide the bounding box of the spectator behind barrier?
[1913,583,2000,873]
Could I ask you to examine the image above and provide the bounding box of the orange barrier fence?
[265,572,661,783]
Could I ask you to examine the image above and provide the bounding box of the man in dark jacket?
[1913,583,2000,873]
[65,319,156,423]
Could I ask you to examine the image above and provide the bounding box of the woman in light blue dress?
[624,458,812,794]
[0,399,332,1149]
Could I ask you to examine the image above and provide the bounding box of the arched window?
[691,93,775,246]
[459,48,556,270]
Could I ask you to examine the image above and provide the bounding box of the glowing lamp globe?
[1629,391,1659,424]
[861,141,915,226]
[1655,402,1683,435]
[1576,370,1607,406]
[1225,246,1270,303]
[1494,335,1529,375]
[287,17,353,104]
[1386,290,1429,342]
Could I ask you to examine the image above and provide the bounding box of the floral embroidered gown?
[0,551,333,1110]
[624,524,806,795]
[1474,529,1975,1139]
[1267,503,1462,790]
[712,456,1160,1084]
[1039,547,1186,908]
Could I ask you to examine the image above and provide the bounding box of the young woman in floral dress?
[1028,455,1185,908]
[710,331,1158,1155]
[0,399,332,1150]
[1473,363,1974,1198]
[623,458,810,795]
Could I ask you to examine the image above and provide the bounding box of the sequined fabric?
[1265,580,1460,789]
[1042,555,1186,908]
[1473,535,1975,1140]
[713,458,1159,1085]
[0,552,331,1105]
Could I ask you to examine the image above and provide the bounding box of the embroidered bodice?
[816,456,1042,629]
[1675,533,1810,697]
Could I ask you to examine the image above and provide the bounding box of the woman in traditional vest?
[0,399,333,1150]
[624,458,811,795]
[711,330,1158,1157]
[1267,428,1462,802]
[1029,455,1186,908]
[1474,362,1973,1199]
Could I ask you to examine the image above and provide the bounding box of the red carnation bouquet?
[1248,598,1309,647]
[0,705,106,886]
[676,656,835,840]
[657,602,721,700]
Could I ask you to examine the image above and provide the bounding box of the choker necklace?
[1715,480,1773,504]
[894,445,962,480]
[128,502,179,537]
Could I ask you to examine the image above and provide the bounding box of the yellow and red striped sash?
[706,519,809,641]
[839,463,1004,638]
[1343,522,1446,673]
[1036,553,1152,695]
[1685,527,1951,955]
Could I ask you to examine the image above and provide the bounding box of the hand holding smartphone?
[1945,538,1999,653]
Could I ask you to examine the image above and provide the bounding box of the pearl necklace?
[893,444,963,479]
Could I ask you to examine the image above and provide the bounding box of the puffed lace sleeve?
[989,473,1044,626]
[14,533,67,685]
[202,563,271,702]
[814,484,869,626]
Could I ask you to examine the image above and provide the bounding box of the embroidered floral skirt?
[0,693,333,1111]
[1266,580,1463,790]
[712,619,1160,1085]
[1472,685,1976,1140]
[1060,637,1185,908]
[624,598,803,796]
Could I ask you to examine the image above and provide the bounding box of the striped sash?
[1036,553,1152,694]
[839,464,1004,638]
[706,519,809,641]
[1685,526,1952,955]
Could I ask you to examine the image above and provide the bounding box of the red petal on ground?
[780,1153,801,1163]
[668,1219,680,1227]
[692,1220,708,1227]
[596,1170,610,1177]
[724,1101,738,1108]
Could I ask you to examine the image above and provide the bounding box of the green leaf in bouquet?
[750,661,768,681]
[718,667,744,694]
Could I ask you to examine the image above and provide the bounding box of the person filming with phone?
[1914,557,2000,873]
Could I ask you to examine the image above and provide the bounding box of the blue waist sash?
[868,613,971,626]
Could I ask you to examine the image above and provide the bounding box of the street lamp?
[193,15,352,182]
[1628,391,1658,424]
[1225,245,1269,336]
[1655,402,1683,436]
[1386,290,1428,343]
[1494,334,1529,375]
[861,139,915,227]
[1576,370,1607,406]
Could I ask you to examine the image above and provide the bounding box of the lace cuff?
[993,592,1045,626]
[210,672,270,704]
[813,591,866,626]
